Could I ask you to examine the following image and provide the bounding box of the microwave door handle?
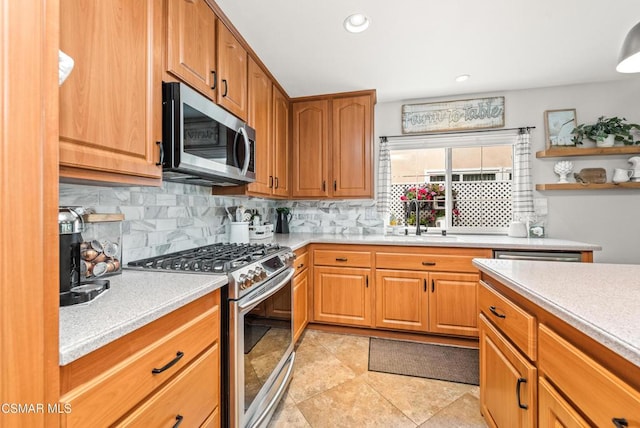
[238,126,251,176]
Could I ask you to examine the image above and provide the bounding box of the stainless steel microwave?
[161,82,256,186]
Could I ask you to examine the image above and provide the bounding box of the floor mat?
[368,337,479,385]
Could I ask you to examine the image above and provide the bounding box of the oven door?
[230,268,295,428]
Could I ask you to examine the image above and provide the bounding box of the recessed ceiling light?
[455,74,471,82]
[344,13,370,33]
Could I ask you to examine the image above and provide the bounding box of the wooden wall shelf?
[536,182,640,190]
[536,146,640,158]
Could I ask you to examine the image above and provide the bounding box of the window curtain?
[512,129,535,221]
[376,137,391,216]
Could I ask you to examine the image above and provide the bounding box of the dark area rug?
[368,337,479,385]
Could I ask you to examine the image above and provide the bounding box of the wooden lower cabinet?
[374,270,479,336]
[313,266,373,327]
[479,314,536,428]
[293,267,309,342]
[429,272,479,337]
[375,270,429,332]
[59,292,220,428]
[538,377,589,427]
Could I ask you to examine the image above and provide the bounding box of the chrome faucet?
[410,200,422,235]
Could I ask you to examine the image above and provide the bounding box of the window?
[388,139,514,233]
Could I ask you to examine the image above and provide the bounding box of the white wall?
[375,78,640,263]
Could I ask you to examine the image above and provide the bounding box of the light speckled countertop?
[473,258,640,367]
[59,233,600,366]
[59,270,226,365]
[270,232,601,252]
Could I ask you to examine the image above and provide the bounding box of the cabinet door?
[217,23,247,120]
[292,100,330,198]
[313,266,372,327]
[538,377,590,428]
[429,272,479,337]
[480,315,536,428]
[331,95,372,198]
[166,0,217,99]
[293,269,309,343]
[247,58,272,195]
[375,270,428,332]
[60,0,162,185]
[272,86,290,197]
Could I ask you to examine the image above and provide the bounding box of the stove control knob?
[246,269,257,283]
[255,266,267,280]
[238,273,248,290]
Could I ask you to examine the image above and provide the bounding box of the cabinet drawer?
[115,344,219,427]
[294,250,309,276]
[539,324,640,426]
[376,248,491,273]
[314,249,371,267]
[538,376,589,427]
[60,306,219,428]
[478,281,536,360]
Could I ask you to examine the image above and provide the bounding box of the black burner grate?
[127,242,281,273]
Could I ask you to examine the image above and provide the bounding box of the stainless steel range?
[128,242,296,428]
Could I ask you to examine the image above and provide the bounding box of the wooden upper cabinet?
[217,23,248,120]
[292,100,330,198]
[247,58,273,195]
[59,0,162,185]
[292,91,375,199]
[332,95,373,198]
[272,86,290,197]
[166,0,217,100]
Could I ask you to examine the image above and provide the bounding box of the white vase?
[596,134,615,148]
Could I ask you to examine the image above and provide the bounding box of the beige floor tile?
[297,375,416,428]
[311,331,371,374]
[363,370,475,425]
[418,393,487,427]
[268,400,312,428]
[287,341,357,403]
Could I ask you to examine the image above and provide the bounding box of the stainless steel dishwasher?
[493,250,583,262]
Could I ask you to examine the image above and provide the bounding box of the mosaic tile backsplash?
[59,183,384,263]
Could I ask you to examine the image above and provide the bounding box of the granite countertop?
[473,258,640,367]
[59,270,227,365]
[271,232,601,253]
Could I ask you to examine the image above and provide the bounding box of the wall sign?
[402,96,505,134]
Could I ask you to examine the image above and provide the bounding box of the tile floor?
[268,329,488,427]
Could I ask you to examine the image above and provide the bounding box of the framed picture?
[544,109,577,147]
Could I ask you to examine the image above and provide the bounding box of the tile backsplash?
[60,183,384,263]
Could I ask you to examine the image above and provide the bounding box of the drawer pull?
[173,414,184,428]
[516,377,528,410]
[151,351,184,374]
[613,418,629,428]
[421,261,436,266]
[489,306,506,319]
[297,263,304,269]
[335,257,348,262]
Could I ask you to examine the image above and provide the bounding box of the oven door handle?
[238,268,295,312]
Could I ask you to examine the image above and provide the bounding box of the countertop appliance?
[493,249,582,262]
[128,242,296,427]
[59,208,110,306]
[161,82,256,186]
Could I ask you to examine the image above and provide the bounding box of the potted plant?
[571,116,640,147]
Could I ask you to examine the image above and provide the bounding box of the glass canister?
[80,213,124,278]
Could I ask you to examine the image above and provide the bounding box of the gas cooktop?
[127,242,295,299]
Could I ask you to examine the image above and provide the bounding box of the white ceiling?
[214,0,640,103]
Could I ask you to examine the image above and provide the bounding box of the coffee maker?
[59,208,109,306]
